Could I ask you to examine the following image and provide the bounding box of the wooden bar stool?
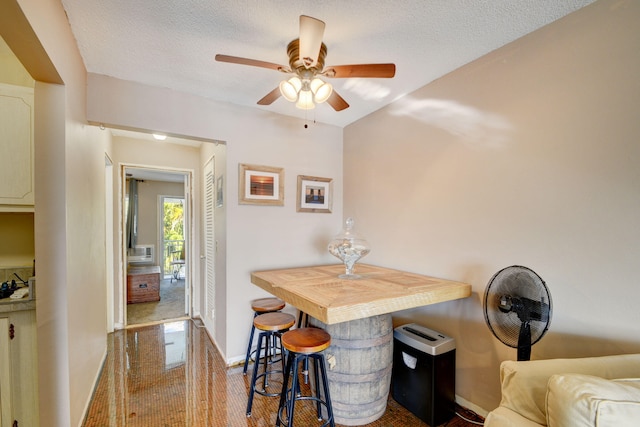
[243,297,286,375]
[276,327,335,427]
[246,312,296,417]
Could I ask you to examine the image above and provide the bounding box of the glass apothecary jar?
[328,217,371,279]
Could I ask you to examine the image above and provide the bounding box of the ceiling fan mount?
[284,39,328,75]
[215,15,395,112]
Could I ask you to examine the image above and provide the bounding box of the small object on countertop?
[0,281,14,299]
[13,272,27,285]
[10,287,29,299]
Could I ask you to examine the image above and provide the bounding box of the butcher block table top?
[251,264,472,325]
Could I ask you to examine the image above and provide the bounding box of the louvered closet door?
[204,157,216,321]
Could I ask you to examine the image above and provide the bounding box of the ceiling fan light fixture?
[279,77,302,102]
[296,89,315,110]
[216,14,395,113]
[310,78,332,103]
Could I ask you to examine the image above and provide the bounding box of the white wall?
[133,179,185,250]
[112,136,201,327]
[224,118,343,363]
[344,0,640,414]
[4,1,111,425]
[0,213,34,266]
[86,74,345,363]
[0,36,34,88]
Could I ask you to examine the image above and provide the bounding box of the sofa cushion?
[498,354,640,425]
[546,374,640,427]
[484,406,545,427]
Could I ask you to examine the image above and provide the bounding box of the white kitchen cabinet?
[0,308,38,427]
[0,83,34,211]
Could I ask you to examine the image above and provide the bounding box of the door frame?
[116,164,193,329]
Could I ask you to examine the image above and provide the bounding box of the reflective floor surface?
[82,319,484,426]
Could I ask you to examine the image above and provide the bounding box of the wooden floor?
[82,319,484,426]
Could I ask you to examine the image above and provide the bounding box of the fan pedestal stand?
[517,321,532,361]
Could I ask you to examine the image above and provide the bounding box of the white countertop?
[0,297,35,313]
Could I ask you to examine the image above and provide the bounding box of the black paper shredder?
[391,323,456,427]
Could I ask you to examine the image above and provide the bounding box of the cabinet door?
[0,83,35,207]
[7,310,38,427]
[0,317,13,427]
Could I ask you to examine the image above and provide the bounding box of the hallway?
[82,319,484,426]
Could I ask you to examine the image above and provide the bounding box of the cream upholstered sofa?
[484,353,640,427]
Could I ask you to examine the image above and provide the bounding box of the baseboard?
[227,354,246,368]
[193,314,234,366]
[456,394,488,418]
[78,347,108,427]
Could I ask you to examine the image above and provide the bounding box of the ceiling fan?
[215,15,396,111]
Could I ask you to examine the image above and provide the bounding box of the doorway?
[161,195,189,316]
[123,166,191,327]
[161,196,185,280]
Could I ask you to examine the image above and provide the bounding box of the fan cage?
[483,265,552,349]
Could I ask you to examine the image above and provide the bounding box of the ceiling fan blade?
[326,90,349,111]
[325,63,396,78]
[215,54,288,72]
[299,15,325,68]
[257,87,282,105]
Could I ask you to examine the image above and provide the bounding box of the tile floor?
[82,319,484,426]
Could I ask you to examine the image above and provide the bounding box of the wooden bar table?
[251,263,471,425]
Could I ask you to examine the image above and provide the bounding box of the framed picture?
[216,175,224,207]
[297,175,333,213]
[238,163,284,206]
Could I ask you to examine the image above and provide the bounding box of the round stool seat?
[281,327,331,354]
[252,297,285,313]
[254,312,296,332]
[243,298,286,376]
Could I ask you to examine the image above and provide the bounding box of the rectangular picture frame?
[297,175,333,213]
[238,163,284,206]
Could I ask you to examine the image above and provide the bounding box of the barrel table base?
[310,313,393,426]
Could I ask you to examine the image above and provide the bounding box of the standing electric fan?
[483,265,552,361]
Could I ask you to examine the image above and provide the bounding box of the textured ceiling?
[61,0,596,128]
